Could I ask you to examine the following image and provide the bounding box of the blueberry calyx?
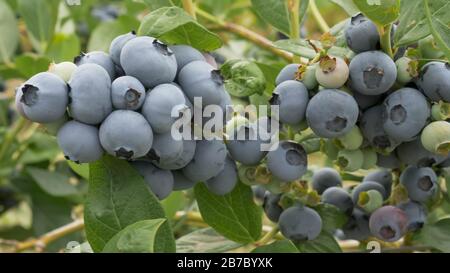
[326,116,347,133]
[124,88,142,107]
[211,70,225,85]
[363,66,385,89]
[147,149,161,163]
[418,176,433,191]
[20,84,39,106]
[380,225,396,240]
[73,52,87,64]
[153,40,173,56]
[115,147,134,160]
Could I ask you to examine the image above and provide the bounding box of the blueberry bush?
[1,0,450,254]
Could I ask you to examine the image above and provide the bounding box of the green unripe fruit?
[361,148,377,170]
[358,189,384,214]
[48,62,77,82]
[421,121,450,155]
[335,126,363,150]
[395,57,418,85]
[335,149,364,172]
[431,101,450,121]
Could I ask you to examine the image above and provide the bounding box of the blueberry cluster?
[254,13,449,243]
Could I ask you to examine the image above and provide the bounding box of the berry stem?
[0,117,28,162]
[254,226,280,247]
[377,24,394,58]
[309,0,330,33]
[182,0,197,20]
[288,0,301,63]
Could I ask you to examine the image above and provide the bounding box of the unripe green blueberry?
[238,165,259,186]
[395,57,418,85]
[431,101,450,121]
[315,57,349,89]
[335,149,364,172]
[361,148,378,170]
[335,126,363,150]
[299,64,319,90]
[421,121,450,155]
[358,189,384,214]
[419,36,445,60]
[48,62,77,82]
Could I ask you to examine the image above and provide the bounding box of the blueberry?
[345,13,379,54]
[336,149,364,172]
[421,121,450,155]
[315,57,349,89]
[141,83,190,134]
[276,63,318,90]
[74,51,116,80]
[312,168,342,194]
[360,105,399,152]
[263,193,283,222]
[363,170,393,197]
[397,200,427,231]
[270,80,309,125]
[226,123,267,166]
[253,186,267,205]
[321,187,354,215]
[111,76,146,110]
[278,206,322,241]
[306,89,359,138]
[178,60,225,106]
[417,62,450,102]
[352,181,387,205]
[400,166,439,203]
[419,36,445,60]
[382,88,430,142]
[170,45,205,73]
[275,64,299,86]
[109,31,137,66]
[68,63,112,125]
[121,37,177,88]
[369,206,408,242]
[397,138,445,167]
[48,62,77,83]
[172,170,197,191]
[342,208,371,241]
[99,110,153,160]
[353,90,382,110]
[396,57,418,85]
[376,152,401,169]
[205,156,238,195]
[155,139,196,170]
[16,72,68,123]
[148,131,184,167]
[267,141,307,182]
[131,161,174,200]
[348,51,397,95]
[182,140,227,182]
[57,120,104,163]
[44,112,69,136]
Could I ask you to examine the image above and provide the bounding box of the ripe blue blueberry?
[397,138,445,167]
[276,63,318,90]
[267,141,307,182]
[345,13,379,54]
[270,80,309,125]
[74,51,116,80]
[131,161,174,200]
[363,170,393,197]
[57,120,104,163]
[417,62,450,102]
[16,72,68,123]
[360,105,399,152]
[343,208,371,241]
[111,76,146,110]
[120,37,177,88]
[148,131,184,168]
[226,123,267,166]
[400,166,439,203]
[369,206,408,242]
[68,63,112,125]
[348,51,397,95]
[353,90,382,110]
[263,193,283,222]
[172,170,197,191]
[205,156,238,195]
[312,167,342,194]
[397,200,427,231]
[321,187,354,215]
[306,89,359,138]
[170,45,205,74]
[376,152,401,169]
[279,206,322,241]
[155,139,196,170]
[109,31,136,66]
[99,110,153,160]
[276,64,300,86]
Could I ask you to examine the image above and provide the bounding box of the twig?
[288,0,301,63]
[182,0,197,20]
[378,24,394,58]
[0,117,29,162]
[254,226,279,247]
[309,0,330,33]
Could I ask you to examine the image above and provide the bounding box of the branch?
[182,0,197,20]
[377,24,394,58]
[309,0,330,33]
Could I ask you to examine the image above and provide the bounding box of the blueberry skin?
[312,168,342,194]
[352,90,382,110]
[397,138,446,167]
[348,51,397,95]
[397,200,427,231]
[226,125,267,166]
[156,139,196,170]
[16,72,68,123]
[360,105,399,151]
[178,60,225,106]
[345,13,379,54]
[267,141,307,182]
[131,161,174,200]
[363,170,393,197]
[263,193,283,222]
[275,64,299,86]
[306,89,359,138]
[141,83,189,134]
[111,76,146,110]
[343,208,371,241]
[369,206,408,242]
[279,206,322,241]
[172,170,197,191]
[74,51,116,80]
[57,120,104,163]
[400,166,439,203]
[417,62,450,102]
[321,187,354,215]
[99,110,153,160]
[205,156,238,195]
[382,88,430,142]
[376,152,401,169]
[271,80,309,125]
[109,31,136,66]
[68,63,112,125]
[182,140,227,182]
[352,181,387,204]
[121,37,177,88]
[148,131,184,167]
[170,45,205,73]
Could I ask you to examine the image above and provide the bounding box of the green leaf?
[221,60,266,98]
[84,155,175,253]
[142,0,182,9]
[424,0,450,60]
[17,0,59,52]
[194,182,262,244]
[102,219,166,253]
[331,0,360,15]
[176,228,243,253]
[26,167,80,197]
[46,33,81,63]
[88,16,140,52]
[67,161,90,180]
[138,7,222,51]
[415,218,450,252]
[0,0,19,64]
[14,54,51,79]
[295,232,342,253]
[353,0,400,26]
[252,240,299,253]
[18,132,60,164]
[161,191,186,219]
[315,203,348,233]
[274,39,317,59]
